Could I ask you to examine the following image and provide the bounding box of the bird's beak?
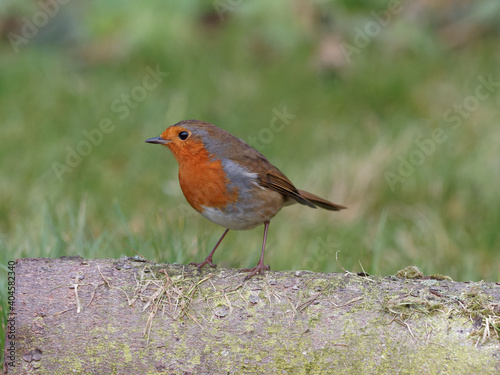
[145,136,170,145]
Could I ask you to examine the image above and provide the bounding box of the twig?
[298,292,322,312]
[122,243,151,262]
[331,296,364,308]
[86,283,100,308]
[74,273,82,313]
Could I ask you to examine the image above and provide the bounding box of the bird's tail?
[297,190,347,211]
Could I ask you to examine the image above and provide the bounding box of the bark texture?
[4,257,500,374]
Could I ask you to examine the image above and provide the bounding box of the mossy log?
[4,257,500,374]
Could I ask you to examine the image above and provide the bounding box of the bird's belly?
[200,188,285,230]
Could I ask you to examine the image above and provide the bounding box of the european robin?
[146,120,346,279]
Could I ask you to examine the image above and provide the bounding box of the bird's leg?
[241,221,271,280]
[189,228,229,269]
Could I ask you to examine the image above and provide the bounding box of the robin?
[146,120,346,279]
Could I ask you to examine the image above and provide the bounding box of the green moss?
[461,287,492,314]
[428,274,453,281]
[396,266,424,279]
[122,344,132,363]
[307,312,322,329]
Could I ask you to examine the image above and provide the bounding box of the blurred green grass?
[1,0,500,362]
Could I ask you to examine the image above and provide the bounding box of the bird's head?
[146,120,219,165]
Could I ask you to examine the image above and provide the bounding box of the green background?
[1,0,500,361]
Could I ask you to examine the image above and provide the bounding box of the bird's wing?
[223,136,346,210]
[235,146,317,208]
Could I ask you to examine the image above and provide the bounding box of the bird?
[146,120,346,279]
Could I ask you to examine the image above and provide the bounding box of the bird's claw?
[189,259,217,270]
[240,263,270,280]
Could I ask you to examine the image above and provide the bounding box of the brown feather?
[297,190,347,211]
[258,173,316,208]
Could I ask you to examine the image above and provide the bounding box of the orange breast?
[175,143,238,212]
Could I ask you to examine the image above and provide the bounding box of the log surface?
[4,257,500,374]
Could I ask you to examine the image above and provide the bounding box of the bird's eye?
[178,131,189,140]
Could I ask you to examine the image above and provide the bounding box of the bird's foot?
[189,257,217,270]
[240,262,270,280]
